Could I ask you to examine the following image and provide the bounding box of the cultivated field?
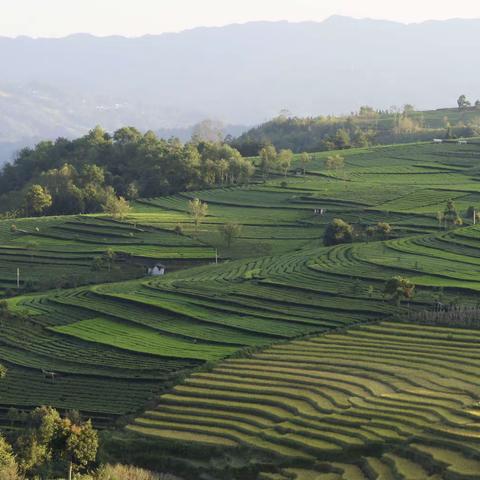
[0,214,215,296]
[2,140,480,478]
[129,321,480,479]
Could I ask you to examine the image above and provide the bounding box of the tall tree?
[299,152,311,175]
[24,185,52,216]
[457,94,471,110]
[218,222,242,247]
[0,435,19,480]
[259,145,277,177]
[188,198,208,233]
[277,149,293,177]
[102,190,131,220]
[443,200,462,229]
[55,418,99,480]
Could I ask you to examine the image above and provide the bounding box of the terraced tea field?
[3,140,480,478]
[129,322,480,479]
[0,215,215,296]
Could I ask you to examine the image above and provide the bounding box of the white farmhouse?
[148,263,166,276]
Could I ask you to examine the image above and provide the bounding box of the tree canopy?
[323,218,354,246]
[384,276,415,305]
[0,127,255,216]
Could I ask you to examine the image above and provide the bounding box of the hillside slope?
[3,140,480,433]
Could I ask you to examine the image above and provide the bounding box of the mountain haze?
[1,16,480,162]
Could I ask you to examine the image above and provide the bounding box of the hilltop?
[232,104,480,154]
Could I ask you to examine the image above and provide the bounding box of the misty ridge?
[1,15,480,161]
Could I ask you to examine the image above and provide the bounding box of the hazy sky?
[2,0,480,37]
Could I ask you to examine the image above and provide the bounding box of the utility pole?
[474,209,477,226]
[215,249,218,265]
[17,268,20,289]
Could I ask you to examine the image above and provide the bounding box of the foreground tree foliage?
[323,218,353,246]
[0,127,255,216]
[96,463,166,480]
[12,406,98,479]
[0,435,20,480]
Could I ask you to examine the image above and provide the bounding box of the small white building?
[458,140,468,144]
[148,263,166,276]
[433,139,443,143]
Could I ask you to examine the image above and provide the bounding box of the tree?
[191,119,225,143]
[24,185,52,216]
[475,100,480,109]
[55,418,98,480]
[325,155,345,171]
[14,407,98,480]
[218,222,242,247]
[259,145,277,176]
[15,406,60,475]
[91,249,116,272]
[97,464,161,480]
[324,218,353,246]
[299,152,311,175]
[125,182,139,200]
[277,149,293,177]
[0,435,20,480]
[384,276,415,305]
[443,200,462,229]
[188,198,208,233]
[80,164,105,187]
[394,116,420,135]
[376,222,392,239]
[457,95,471,110]
[334,128,351,149]
[102,191,131,220]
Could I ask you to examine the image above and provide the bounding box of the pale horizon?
[2,0,480,38]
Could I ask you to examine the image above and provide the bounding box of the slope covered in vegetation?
[232,105,480,155]
[2,139,480,478]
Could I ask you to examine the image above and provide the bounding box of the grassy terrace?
[129,322,480,479]
[2,140,480,470]
[0,214,215,296]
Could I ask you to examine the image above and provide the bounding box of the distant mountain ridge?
[1,16,480,162]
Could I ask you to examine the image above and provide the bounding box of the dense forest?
[231,102,480,155]
[0,126,255,216]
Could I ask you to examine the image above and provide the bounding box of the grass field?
[2,140,480,478]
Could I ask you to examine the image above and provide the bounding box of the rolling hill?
[2,139,480,478]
